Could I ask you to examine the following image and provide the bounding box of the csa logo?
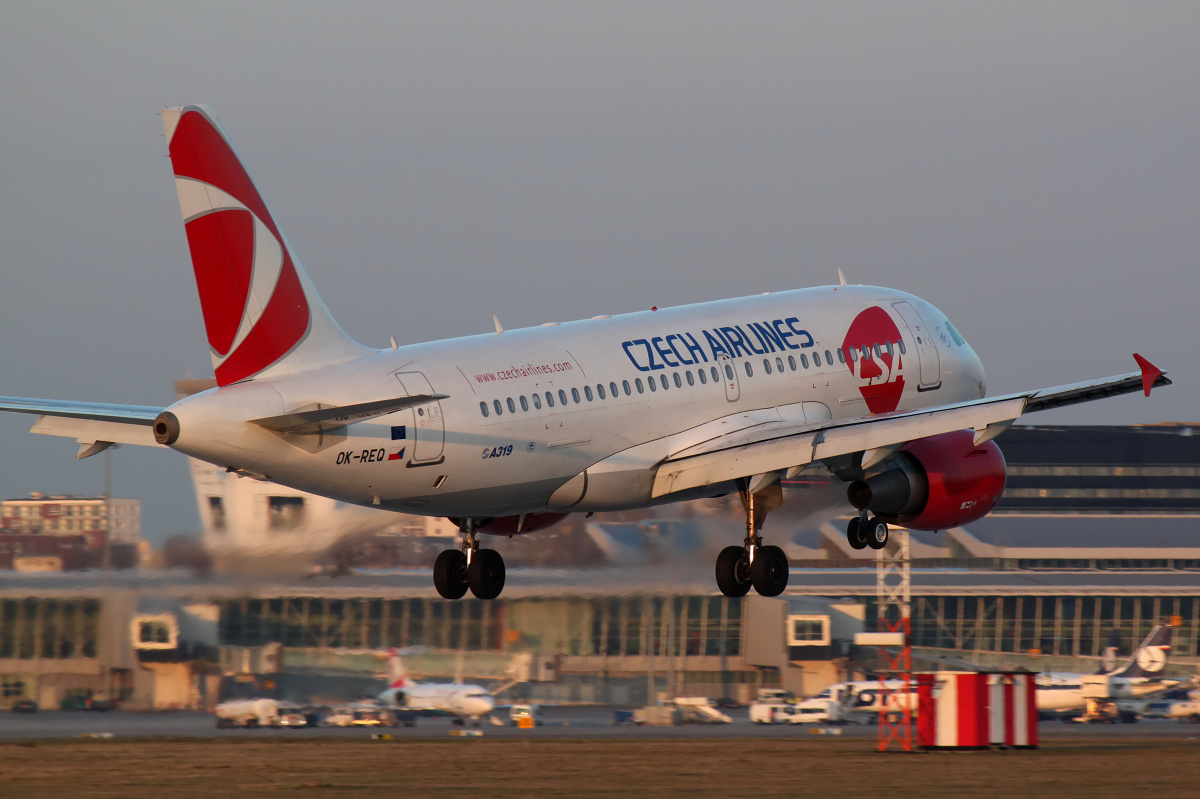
[841,306,906,414]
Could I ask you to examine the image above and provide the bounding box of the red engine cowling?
[846,429,1007,530]
[467,513,569,537]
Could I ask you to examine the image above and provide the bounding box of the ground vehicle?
[790,698,844,724]
[276,705,312,727]
[215,698,282,728]
[749,702,796,724]
[11,699,37,714]
[509,704,544,727]
[60,695,114,712]
[325,704,395,727]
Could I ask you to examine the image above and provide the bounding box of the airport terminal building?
[1,423,1198,710]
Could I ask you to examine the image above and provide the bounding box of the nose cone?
[472,695,495,715]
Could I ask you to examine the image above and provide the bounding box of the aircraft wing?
[651,356,1170,498]
[0,397,164,459]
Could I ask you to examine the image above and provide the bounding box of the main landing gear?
[715,480,789,598]
[846,511,889,551]
[434,519,506,600]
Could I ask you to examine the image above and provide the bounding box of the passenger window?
[635,378,644,394]
[493,399,503,415]
[825,350,833,364]
[723,365,734,381]
[532,393,542,410]
[686,371,694,386]
[788,355,796,371]
[545,391,554,408]
[763,358,771,374]
[698,369,707,384]
[898,340,906,355]
[883,342,892,356]
[610,381,619,397]
[850,347,858,362]
[674,372,683,388]
[597,384,605,399]
[776,357,784,372]
[585,385,594,401]
[837,349,845,364]
[800,354,809,369]
[660,374,669,390]
[874,343,883,358]
[520,396,529,411]
[506,398,516,413]
[623,380,631,396]
[480,401,489,417]
[648,377,657,392]
[571,388,580,403]
[558,389,568,405]
[744,362,753,377]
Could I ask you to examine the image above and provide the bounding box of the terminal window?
[789,618,828,645]
[138,621,171,645]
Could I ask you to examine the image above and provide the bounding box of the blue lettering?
[622,340,652,372]
[785,317,815,348]
[651,336,679,368]
[753,322,784,352]
[738,324,766,355]
[773,319,799,350]
[665,334,693,366]
[681,332,708,363]
[721,326,754,358]
[703,330,730,360]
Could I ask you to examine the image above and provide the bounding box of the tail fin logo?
[164,106,310,386]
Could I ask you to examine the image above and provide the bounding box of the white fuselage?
[166,286,985,521]
[379,683,495,719]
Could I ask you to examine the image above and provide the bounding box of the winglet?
[1132,353,1165,397]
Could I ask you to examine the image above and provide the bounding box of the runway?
[6,707,1200,742]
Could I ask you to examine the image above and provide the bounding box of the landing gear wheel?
[433,549,469,599]
[468,549,506,599]
[750,545,789,597]
[715,546,752,597]
[865,518,889,550]
[846,518,869,550]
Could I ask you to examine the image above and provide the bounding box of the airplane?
[0,105,1171,600]
[812,622,1179,716]
[375,649,495,724]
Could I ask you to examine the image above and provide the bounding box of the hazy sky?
[1,2,1197,543]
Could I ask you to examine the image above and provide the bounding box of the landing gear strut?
[434,519,506,600]
[846,511,889,551]
[715,480,788,598]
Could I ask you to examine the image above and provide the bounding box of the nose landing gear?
[434,518,506,599]
[714,480,788,598]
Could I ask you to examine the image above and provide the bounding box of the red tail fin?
[162,106,367,385]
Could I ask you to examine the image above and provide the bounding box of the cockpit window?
[945,321,966,347]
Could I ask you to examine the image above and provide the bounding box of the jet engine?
[846,429,1007,530]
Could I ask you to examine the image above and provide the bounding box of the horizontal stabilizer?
[251,394,448,433]
[0,396,161,424]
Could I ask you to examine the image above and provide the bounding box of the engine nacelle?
[846,429,1007,530]
[448,513,570,537]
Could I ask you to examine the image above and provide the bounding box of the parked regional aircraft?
[815,623,1178,716]
[0,106,1171,600]
[376,649,495,724]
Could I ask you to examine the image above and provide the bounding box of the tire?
[468,549,505,599]
[865,518,889,550]
[715,546,752,597]
[846,518,869,550]
[433,549,469,599]
[750,545,789,597]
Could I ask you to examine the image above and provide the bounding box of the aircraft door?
[892,301,942,390]
[394,371,445,464]
[718,354,740,402]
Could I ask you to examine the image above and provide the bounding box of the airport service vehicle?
[215,698,281,728]
[749,702,798,724]
[325,704,394,727]
[0,106,1171,601]
[376,649,495,724]
[1134,700,1200,723]
[790,698,844,724]
[276,705,312,727]
[509,704,544,727]
[673,696,733,724]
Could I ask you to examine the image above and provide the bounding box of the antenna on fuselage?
[493,314,504,336]
[837,268,848,287]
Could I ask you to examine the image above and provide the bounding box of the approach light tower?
[874,528,913,752]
